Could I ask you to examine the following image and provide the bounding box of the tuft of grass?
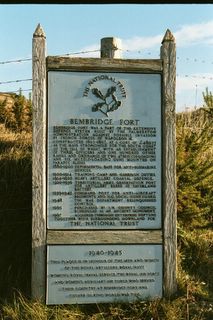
[1,293,212,320]
[177,226,213,300]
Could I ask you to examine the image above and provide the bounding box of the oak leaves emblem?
[91,86,122,117]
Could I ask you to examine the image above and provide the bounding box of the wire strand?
[0,58,32,65]
[0,50,213,64]
[54,49,100,57]
[0,78,32,85]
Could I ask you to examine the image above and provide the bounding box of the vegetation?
[0,123,32,300]
[0,294,212,320]
[0,90,32,132]
[0,90,212,319]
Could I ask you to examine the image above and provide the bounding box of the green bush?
[176,107,213,229]
[0,91,32,132]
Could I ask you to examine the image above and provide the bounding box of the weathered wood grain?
[101,37,122,58]
[31,30,177,303]
[46,56,163,72]
[161,29,177,297]
[32,23,46,301]
[47,230,163,244]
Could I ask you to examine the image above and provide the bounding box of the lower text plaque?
[47,244,162,304]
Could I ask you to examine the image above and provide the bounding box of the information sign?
[47,244,162,304]
[32,27,176,303]
[47,72,162,229]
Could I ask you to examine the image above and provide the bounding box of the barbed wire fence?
[0,50,211,186]
[0,49,212,110]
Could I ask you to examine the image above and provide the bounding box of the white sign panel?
[47,244,162,305]
[47,71,161,229]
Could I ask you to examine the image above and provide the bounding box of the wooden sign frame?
[32,25,176,302]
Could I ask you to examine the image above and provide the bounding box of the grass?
[0,124,32,300]
[0,105,212,319]
[0,292,212,320]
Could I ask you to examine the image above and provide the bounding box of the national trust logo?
[83,74,127,117]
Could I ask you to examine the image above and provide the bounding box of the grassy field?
[0,104,212,319]
[0,124,32,300]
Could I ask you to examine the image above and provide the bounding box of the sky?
[0,3,213,112]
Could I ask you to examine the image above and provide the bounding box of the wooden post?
[31,27,176,303]
[32,23,46,300]
[100,37,122,58]
[161,29,177,296]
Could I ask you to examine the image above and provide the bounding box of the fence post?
[32,23,46,301]
[161,29,177,296]
[100,37,122,58]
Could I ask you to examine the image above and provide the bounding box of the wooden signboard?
[32,25,176,304]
